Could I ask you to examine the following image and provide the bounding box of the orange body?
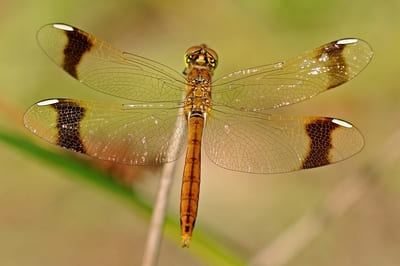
[180,45,217,247]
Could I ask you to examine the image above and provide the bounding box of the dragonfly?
[24,23,373,247]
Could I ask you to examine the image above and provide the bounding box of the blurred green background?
[1,0,400,265]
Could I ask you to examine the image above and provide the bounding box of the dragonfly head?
[183,44,218,75]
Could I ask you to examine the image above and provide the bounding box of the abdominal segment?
[180,115,204,247]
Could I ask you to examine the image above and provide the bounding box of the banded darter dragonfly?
[24,23,373,247]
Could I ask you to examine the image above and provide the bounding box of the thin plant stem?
[141,161,177,266]
[141,110,186,266]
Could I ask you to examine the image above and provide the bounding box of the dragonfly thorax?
[184,67,212,118]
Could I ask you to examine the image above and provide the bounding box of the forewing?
[37,23,185,102]
[212,39,373,111]
[24,99,187,165]
[204,107,364,173]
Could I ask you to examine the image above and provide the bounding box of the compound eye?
[185,54,192,64]
[209,57,218,68]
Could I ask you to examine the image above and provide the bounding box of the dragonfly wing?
[24,99,187,165]
[204,107,363,173]
[212,39,373,111]
[37,23,185,102]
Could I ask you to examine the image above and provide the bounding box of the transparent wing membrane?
[204,107,364,173]
[24,99,187,165]
[37,23,186,102]
[212,39,373,112]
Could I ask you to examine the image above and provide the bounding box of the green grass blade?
[0,128,245,265]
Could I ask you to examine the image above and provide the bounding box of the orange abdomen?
[180,115,204,247]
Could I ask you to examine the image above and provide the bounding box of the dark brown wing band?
[302,118,340,169]
[62,27,93,78]
[319,41,348,89]
[52,100,87,153]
